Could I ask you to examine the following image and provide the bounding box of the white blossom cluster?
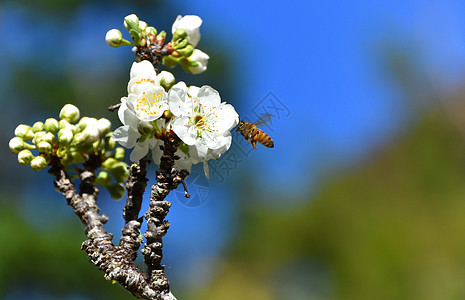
[113,60,238,178]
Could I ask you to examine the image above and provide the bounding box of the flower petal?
[197,86,221,109]
[113,125,140,148]
[130,140,149,161]
[168,87,192,117]
[118,98,139,126]
[172,117,197,145]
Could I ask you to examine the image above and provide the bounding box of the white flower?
[113,99,167,162]
[187,49,209,74]
[128,60,160,95]
[169,85,238,156]
[172,15,202,47]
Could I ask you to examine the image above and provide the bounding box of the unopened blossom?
[187,49,209,74]
[171,15,202,47]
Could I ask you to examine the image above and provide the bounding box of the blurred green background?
[3,0,465,299]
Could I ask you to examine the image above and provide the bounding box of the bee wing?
[253,113,274,127]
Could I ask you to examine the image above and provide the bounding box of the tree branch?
[142,134,188,299]
[48,155,173,300]
[119,158,148,261]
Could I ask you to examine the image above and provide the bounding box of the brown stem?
[48,155,172,300]
[142,134,188,298]
[119,158,149,261]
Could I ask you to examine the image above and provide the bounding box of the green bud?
[44,118,59,133]
[58,119,69,129]
[112,163,129,182]
[59,104,80,123]
[105,29,132,48]
[37,141,52,153]
[39,132,54,144]
[146,26,157,36]
[162,55,178,68]
[58,128,74,146]
[60,153,73,166]
[32,122,44,133]
[15,124,34,141]
[114,147,126,161]
[138,121,154,135]
[178,142,189,155]
[102,157,119,170]
[138,20,147,31]
[157,30,166,41]
[17,150,34,166]
[107,183,125,200]
[104,134,117,151]
[176,44,194,57]
[9,137,25,153]
[96,171,112,187]
[163,110,173,119]
[158,71,175,91]
[30,156,48,171]
[72,152,84,164]
[172,29,187,42]
[74,132,90,144]
[124,14,139,30]
[97,118,112,136]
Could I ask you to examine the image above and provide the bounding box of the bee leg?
[251,140,257,150]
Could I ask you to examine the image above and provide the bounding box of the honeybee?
[236,113,274,149]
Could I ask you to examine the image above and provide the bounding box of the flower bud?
[32,122,44,133]
[44,118,59,133]
[59,119,69,129]
[114,147,125,161]
[104,134,117,151]
[97,118,112,136]
[171,15,202,47]
[58,128,74,145]
[102,158,118,170]
[37,141,52,153]
[59,104,80,123]
[138,20,147,31]
[124,14,139,30]
[9,137,25,153]
[72,152,84,164]
[60,153,73,166]
[105,29,132,48]
[107,183,125,200]
[158,71,175,91]
[73,132,89,145]
[30,156,48,171]
[15,124,34,141]
[39,132,55,144]
[96,171,112,187]
[137,121,154,135]
[146,26,157,36]
[111,163,129,182]
[18,150,34,166]
[186,49,209,74]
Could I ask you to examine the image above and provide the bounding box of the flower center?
[135,90,164,117]
[194,114,206,130]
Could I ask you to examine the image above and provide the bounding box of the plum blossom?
[168,85,238,177]
[171,15,202,47]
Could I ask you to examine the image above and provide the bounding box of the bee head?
[236,120,245,131]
